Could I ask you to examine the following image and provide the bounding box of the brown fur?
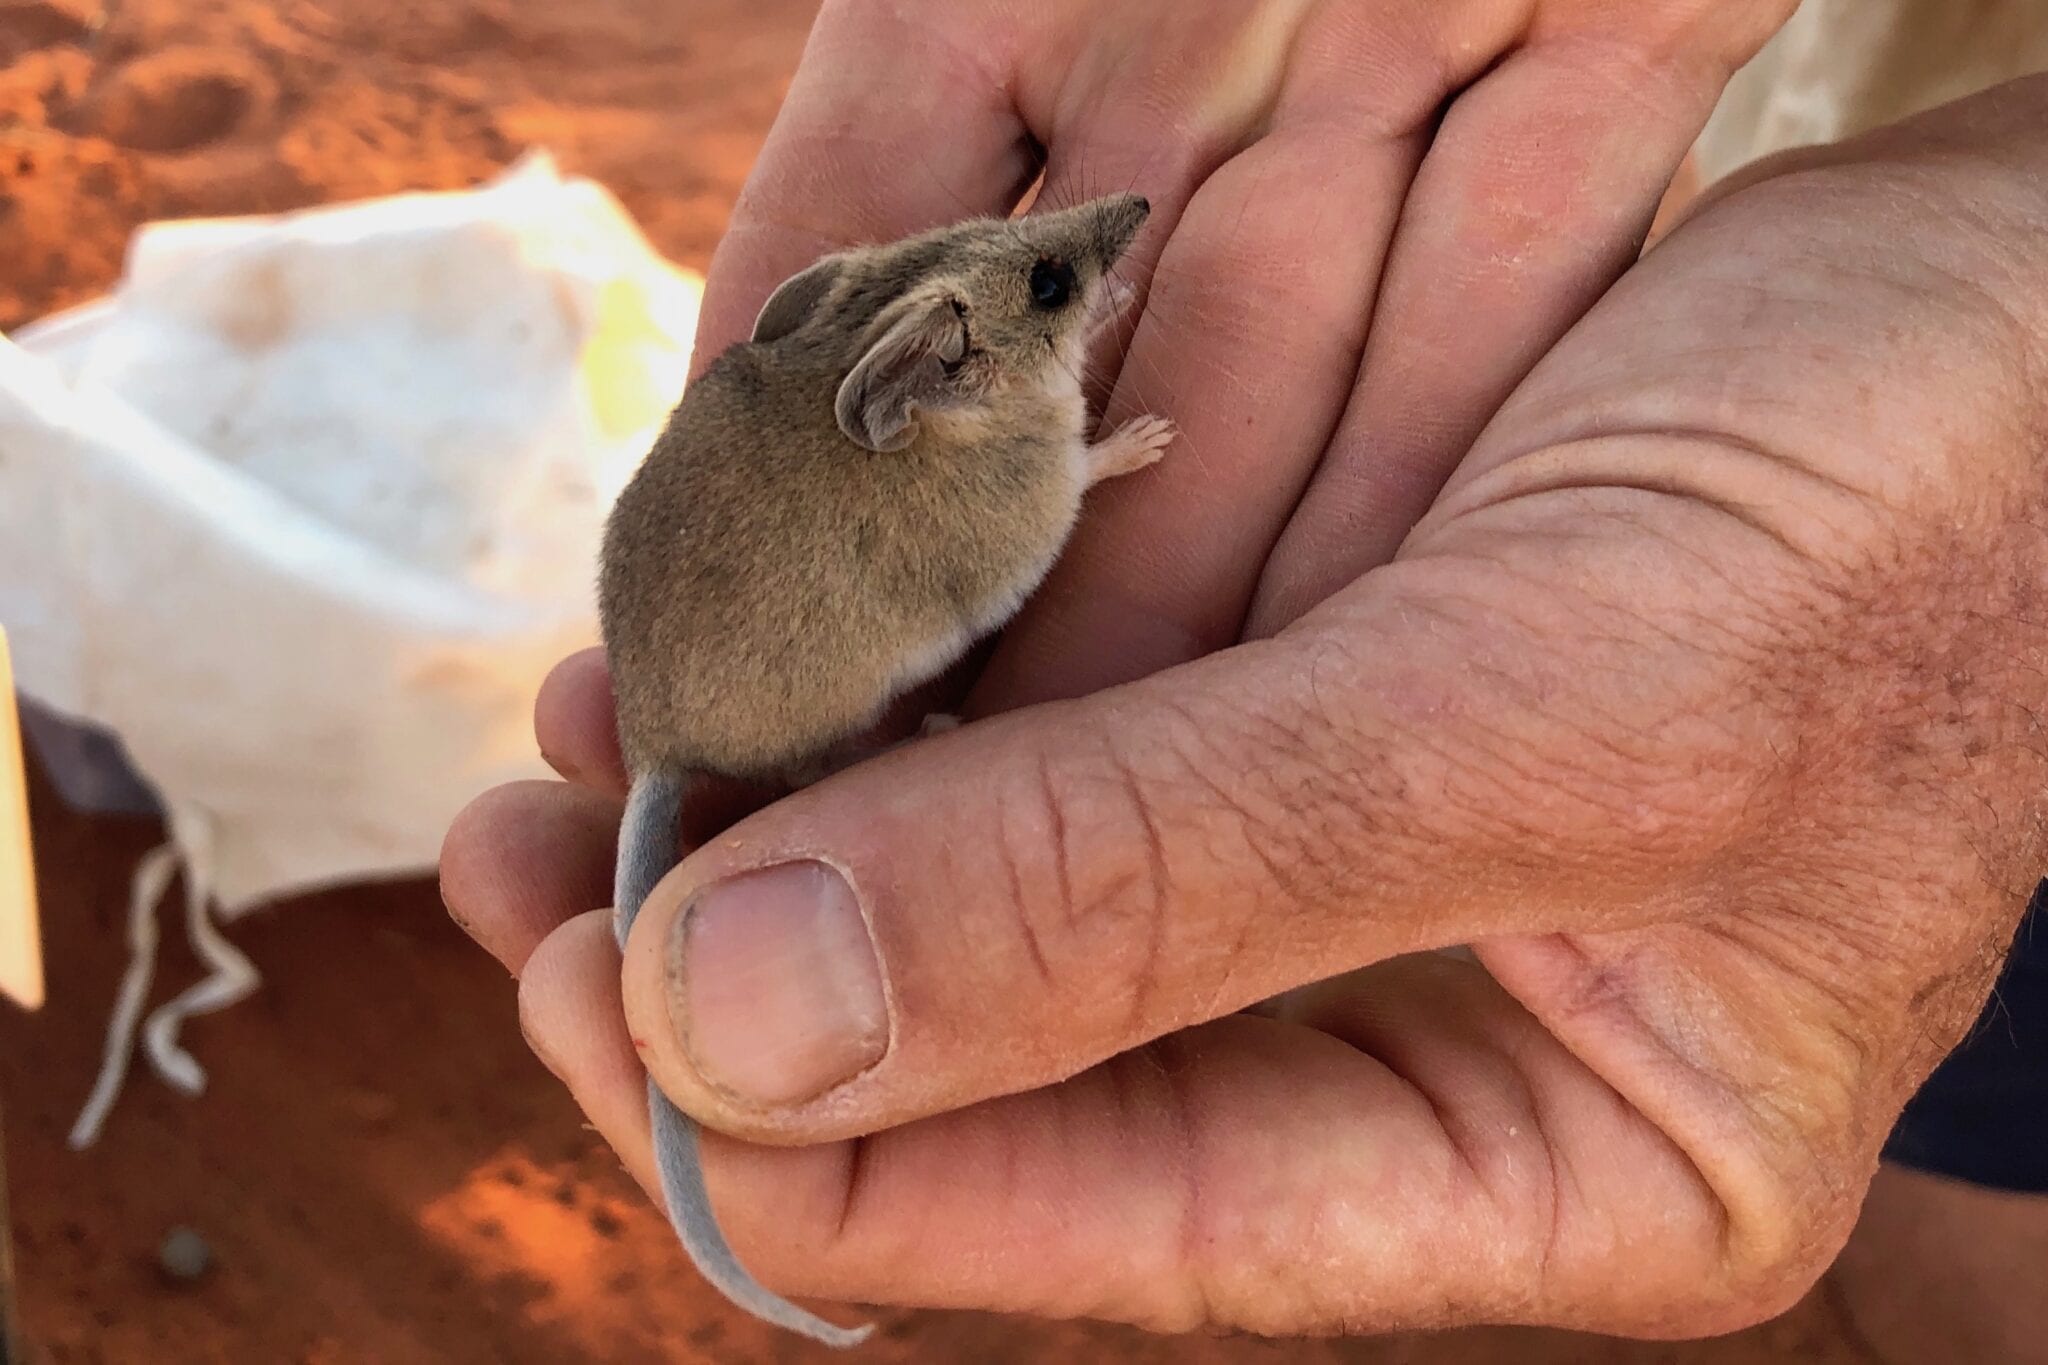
[600,193,1168,781]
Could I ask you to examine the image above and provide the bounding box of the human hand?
[692,0,1798,710]
[442,80,2048,1336]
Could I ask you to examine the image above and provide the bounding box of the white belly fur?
[881,433,1091,705]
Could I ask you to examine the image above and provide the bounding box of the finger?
[691,0,1039,369]
[440,780,618,974]
[536,908,1738,1333]
[519,911,663,1194]
[976,130,1420,708]
[1248,9,1793,631]
[535,648,627,799]
[1014,2,1327,402]
[971,2,1516,710]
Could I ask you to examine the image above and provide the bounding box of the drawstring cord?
[69,810,261,1149]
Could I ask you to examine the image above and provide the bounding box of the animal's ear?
[834,294,971,453]
[751,255,849,343]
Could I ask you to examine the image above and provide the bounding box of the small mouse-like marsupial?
[598,192,1174,1345]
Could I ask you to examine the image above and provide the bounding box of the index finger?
[690,1,1041,370]
[968,2,1516,713]
[1246,7,1795,631]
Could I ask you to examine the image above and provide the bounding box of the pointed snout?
[1090,192,1151,266]
[1035,192,1152,269]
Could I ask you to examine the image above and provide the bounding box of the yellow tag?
[0,627,44,1010]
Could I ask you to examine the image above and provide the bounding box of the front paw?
[1116,414,1176,468]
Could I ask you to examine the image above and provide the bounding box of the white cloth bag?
[0,154,701,1141]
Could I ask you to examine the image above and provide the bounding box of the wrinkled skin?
[441,0,2048,1341]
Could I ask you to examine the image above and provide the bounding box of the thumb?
[620,579,1738,1144]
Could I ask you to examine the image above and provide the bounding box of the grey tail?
[614,769,688,949]
[648,1083,873,1347]
[615,771,875,1349]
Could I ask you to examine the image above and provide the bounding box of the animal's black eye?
[1029,259,1075,310]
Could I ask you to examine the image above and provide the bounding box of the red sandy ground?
[0,1,1875,1360]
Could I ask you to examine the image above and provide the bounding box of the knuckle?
[1511,927,1873,1331]
[987,691,1341,1038]
[1576,1153,1855,1338]
[1675,1201,1852,1337]
[1723,1151,1864,1306]
[1121,674,1375,994]
[1007,725,1180,1026]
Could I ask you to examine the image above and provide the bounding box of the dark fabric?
[1882,884,2048,1193]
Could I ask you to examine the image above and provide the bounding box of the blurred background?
[0,0,1896,1361]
